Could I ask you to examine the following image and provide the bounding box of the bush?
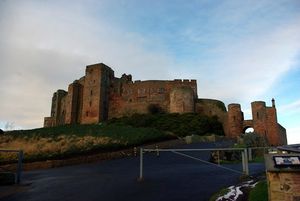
[243,132,269,147]
[108,113,224,137]
[147,104,164,114]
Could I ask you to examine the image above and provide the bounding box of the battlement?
[173,79,196,83]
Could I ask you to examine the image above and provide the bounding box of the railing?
[0,149,23,184]
[138,147,249,180]
[247,147,277,161]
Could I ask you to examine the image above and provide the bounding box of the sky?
[0,0,299,144]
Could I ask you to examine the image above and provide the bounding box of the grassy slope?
[0,124,171,163]
[249,180,268,201]
[1,113,224,163]
[108,113,224,137]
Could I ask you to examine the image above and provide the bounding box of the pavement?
[0,141,265,201]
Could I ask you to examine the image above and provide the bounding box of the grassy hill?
[108,113,224,137]
[0,113,224,163]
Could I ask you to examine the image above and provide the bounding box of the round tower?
[170,86,195,113]
[227,104,244,138]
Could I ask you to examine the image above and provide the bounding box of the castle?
[44,63,287,146]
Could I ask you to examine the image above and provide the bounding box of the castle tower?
[44,89,67,127]
[81,63,114,124]
[170,86,195,113]
[65,81,83,124]
[251,101,267,138]
[227,104,244,138]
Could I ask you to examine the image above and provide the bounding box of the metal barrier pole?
[139,148,143,181]
[242,148,249,176]
[242,150,245,174]
[16,150,23,184]
[248,148,252,161]
[156,145,159,157]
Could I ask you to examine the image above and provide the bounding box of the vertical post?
[134,147,137,157]
[156,145,159,157]
[16,150,23,184]
[139,148,143,181]
[217,150,220,165]
[248,148,252,161]
[242,150,245,174]
[244,148,249,176]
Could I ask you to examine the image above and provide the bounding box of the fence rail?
[0,149,23,183]
[139,147,251,180]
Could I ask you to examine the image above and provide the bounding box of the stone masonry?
[44,63,287,146]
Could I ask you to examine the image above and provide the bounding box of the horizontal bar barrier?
[143,148,246,152]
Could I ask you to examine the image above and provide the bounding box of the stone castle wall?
[44,63,287,146]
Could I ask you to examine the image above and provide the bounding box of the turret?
[272,98,275,108]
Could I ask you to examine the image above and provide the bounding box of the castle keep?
[44,63,287,145]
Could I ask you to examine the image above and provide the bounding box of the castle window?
[233,116,236,121]
[89,101,92,107]
[257,112,259,119]
[86,111,89,117]
[90,90,93,96]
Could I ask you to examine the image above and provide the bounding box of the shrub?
[243,132,269,147]
[147,104,164,114]
[108,113,224,137]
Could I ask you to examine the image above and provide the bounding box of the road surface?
[0,142,265,201]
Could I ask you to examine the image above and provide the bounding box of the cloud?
[0,0,299,133]
[194,19,300,104]
[278,99,300,114]
[287,127,300,144]
[0,1,176,129]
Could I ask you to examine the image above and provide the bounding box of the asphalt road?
[0,142,265,201]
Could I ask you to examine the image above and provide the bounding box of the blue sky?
[0,0,299,144]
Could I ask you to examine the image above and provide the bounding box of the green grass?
[250,156,265,163]
[1,124,172,163]
[1,113,224,163]
[249,180,268,201]
[108,113,224,137]
[5,123,170,143]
